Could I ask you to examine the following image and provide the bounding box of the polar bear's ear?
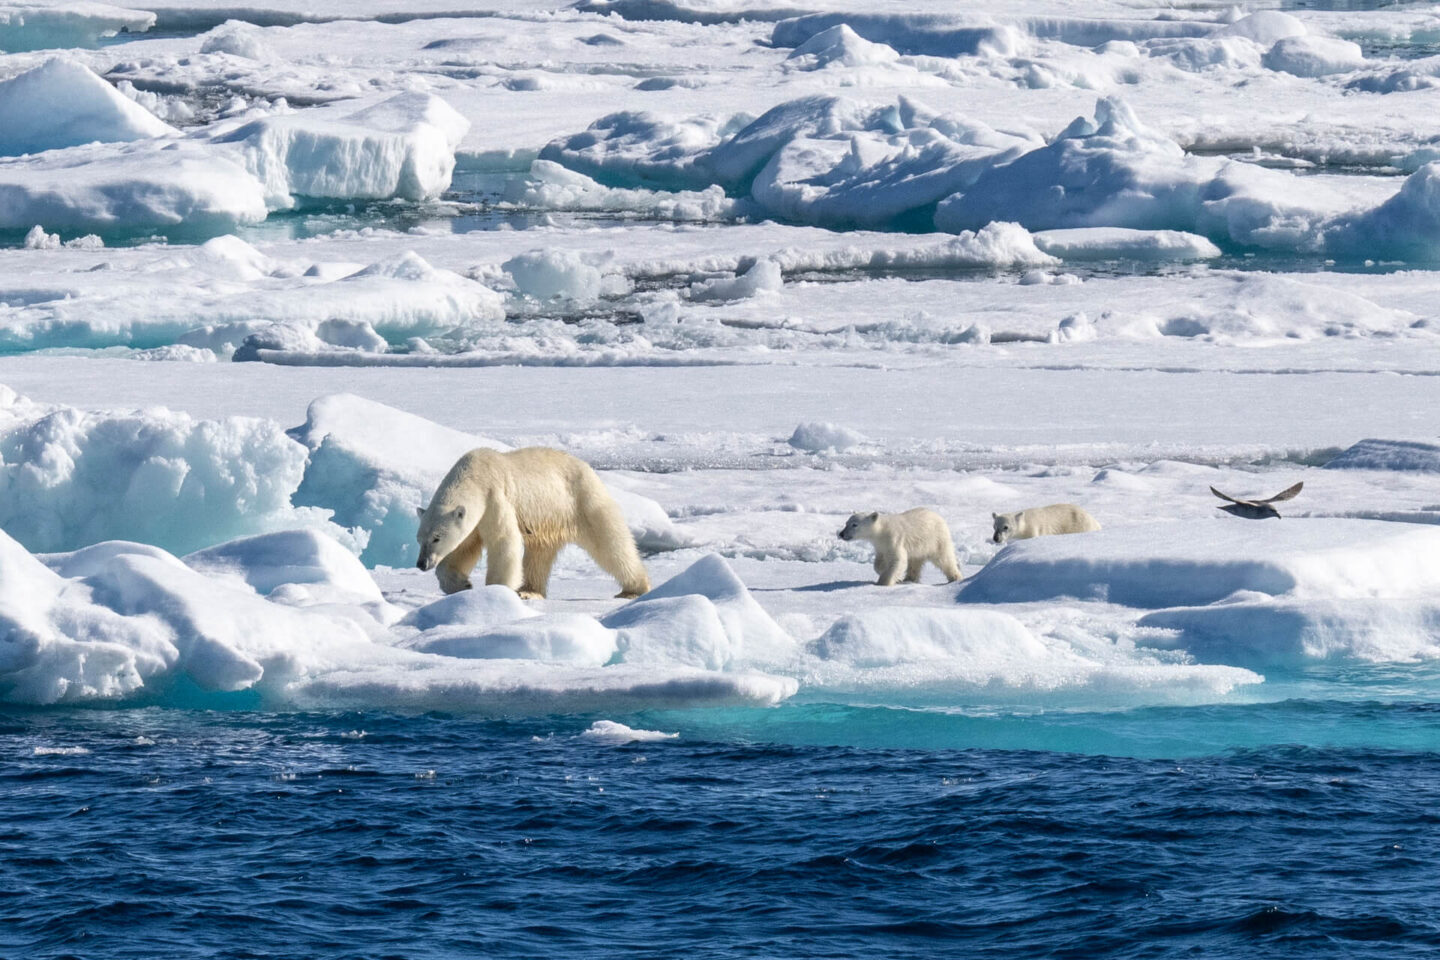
[416,505,427,518]
[868,512,879,521]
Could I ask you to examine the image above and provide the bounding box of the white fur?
[416,447,651,600]
[992,503,1100,544]
[839,508,961,586]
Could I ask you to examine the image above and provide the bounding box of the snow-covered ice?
[3,0,1440,722]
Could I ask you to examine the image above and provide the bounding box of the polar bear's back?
[1015,503,1100,537]
[884,507,955,552]
[444,446,608,540]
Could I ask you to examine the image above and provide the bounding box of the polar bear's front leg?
[435,526,484,594]
[482,502,525,593]
[520,540,561,600]
[875,548,906,587]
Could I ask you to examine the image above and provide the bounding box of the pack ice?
[0,58,468,235]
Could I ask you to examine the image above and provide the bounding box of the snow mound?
[1324,439,1440,473]
[184,529,384,607]
[788,421,868,454]
[1262,35,1364,78]
[0,3,152,52]
[199,19,271,59]
[215,92,469,205]
[581,720,678,742]
[1032,227,1222,261]
[0,386,348,557]
[1220,11,1306,45]
[402,585,537,631]
[405,613,618,667]
[784,24,900,70]
[604,554,795,670]
[959,520,1440,608]
[290,394,688,566]
[0,58,173,157]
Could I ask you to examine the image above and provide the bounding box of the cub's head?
[415,502,468,571]
[992,512,1015,544]
[838,512,879,541]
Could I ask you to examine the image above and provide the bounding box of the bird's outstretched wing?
[1258,481,1303,504]
[1210,486,1253,506]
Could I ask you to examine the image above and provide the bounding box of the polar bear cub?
[838,508,962,586]
[992,503,1100,544]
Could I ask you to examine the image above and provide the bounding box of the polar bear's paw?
[517,589,545,600]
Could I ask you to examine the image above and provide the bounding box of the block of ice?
[0,385,350,557]
[0,139,268,235]
[1324,439,1440,472]
[504,249,604,301]
[0,58,174,156]
[213,91,469,205]
[0,2,153,52]
[581,720,678,742]
[959,520,1440,608]
[788,421,868,453]
[1032,227,1222,261]
[1139,597,1440,667]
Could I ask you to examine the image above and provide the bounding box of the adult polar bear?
[416,447,651,599]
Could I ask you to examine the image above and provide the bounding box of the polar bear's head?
[838,512,879,541]
[415,502,468,570]
[992,512,1016,544]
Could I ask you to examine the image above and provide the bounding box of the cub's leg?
[875,548,906,587]
[904,555,926,583]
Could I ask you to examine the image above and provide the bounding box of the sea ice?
[0,58,174,156]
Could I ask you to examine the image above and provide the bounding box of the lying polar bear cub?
[992,503,1100,544]
[838,508,962,586]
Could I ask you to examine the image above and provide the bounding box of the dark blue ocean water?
[6,705,1440,959]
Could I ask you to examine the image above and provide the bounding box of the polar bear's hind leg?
[577,497,650,599]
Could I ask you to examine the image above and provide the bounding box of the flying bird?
[1210,481,1303,519]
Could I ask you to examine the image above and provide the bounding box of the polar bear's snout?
[416,550,436,571]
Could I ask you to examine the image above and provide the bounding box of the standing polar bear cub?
[992,503,1100,544]
[838,508,962,586]
[416,447,651,600]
